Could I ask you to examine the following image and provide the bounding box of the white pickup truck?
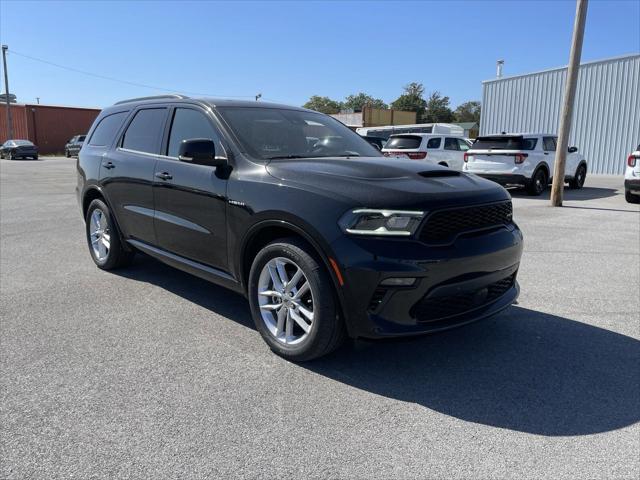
[463,133,587,195]
[625,144,640,204]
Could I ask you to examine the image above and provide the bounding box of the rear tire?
[248,238,346,361]
[527,168,548,196]
[626,189,640,204]
[65,149,70,158]
[569,164,586,189]
[85,199,134,270]
[7,151,13,160]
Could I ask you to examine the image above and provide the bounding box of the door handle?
[102,161,115,169]
[155,171,173,180]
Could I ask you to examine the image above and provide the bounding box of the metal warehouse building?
[0,103,100,155]
[480,54,640,175]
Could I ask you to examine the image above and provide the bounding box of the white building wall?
[480,54,640,174]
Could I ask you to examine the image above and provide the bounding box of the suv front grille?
[418,201,512,244]
[411,273,516,323]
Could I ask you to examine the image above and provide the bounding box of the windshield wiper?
[266,154,309,160]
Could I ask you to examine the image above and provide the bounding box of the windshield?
[217,107,381,161]
[473,136,537,151]
[13,140,34,146]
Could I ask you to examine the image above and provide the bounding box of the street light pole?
[550,0,588,206]
[2,45,14,140]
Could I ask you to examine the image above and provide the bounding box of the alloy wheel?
[257,257,315,345]
[89,208,111,262]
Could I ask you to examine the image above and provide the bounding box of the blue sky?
[1,0,638,109]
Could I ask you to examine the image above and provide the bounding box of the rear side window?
[167,108,219,158]
[88,112,127,146]
[426,137,441,149]
[543,137,557,151]
[121,108,167,154]
[78,135,86,142]
[522,138,538,150]
[444,137,460,151]
[385,135,422,150]
[457,138,470,151]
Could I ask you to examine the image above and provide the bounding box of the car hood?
[265,156,510,209]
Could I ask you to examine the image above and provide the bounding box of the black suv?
[65,135,86,157]
[77,95,523,361]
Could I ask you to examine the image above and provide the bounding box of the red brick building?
[0,103,101,154]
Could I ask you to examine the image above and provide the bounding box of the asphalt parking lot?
[1,156,639,479]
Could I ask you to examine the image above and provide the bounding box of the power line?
[7,49,257,99]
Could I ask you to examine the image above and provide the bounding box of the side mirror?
[568,146,578,153]
[178,138,226,167]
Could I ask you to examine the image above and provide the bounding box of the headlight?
[339,209,425,236]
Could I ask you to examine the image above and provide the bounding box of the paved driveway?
[1,157,638,479]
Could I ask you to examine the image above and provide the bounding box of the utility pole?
[36,97,40,105]
[2,45,14,140]
[550,0,588,206]
[255,93,262,101]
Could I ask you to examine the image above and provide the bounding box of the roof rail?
[113,94,190,105]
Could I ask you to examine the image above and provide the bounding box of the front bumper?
[332,224,524,338]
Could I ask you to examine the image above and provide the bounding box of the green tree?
[343,92,388,111]
[390,82,427,121]
[453,101,481,123]
[302,95,343,114]
[423,91,454,123]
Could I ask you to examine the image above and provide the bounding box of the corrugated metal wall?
[480,54,640,175]
[0,104,29,140]
[1,104,100,154]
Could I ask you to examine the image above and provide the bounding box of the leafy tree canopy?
[422,91,454,123]
[453,100,481,123]
[343,92,387,111]
[302,95,343,114]
[390,82,427,120]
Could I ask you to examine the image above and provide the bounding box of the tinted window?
[472,136,537,151]
[121,109,166,154]
[89,112,127,146]
[167,108,219,158]
[14,140,34,146]
[543,136,556,151]
[426,137,441,149]
[78,135,86,142]
[444,137,460,151]
[385,135,422,150]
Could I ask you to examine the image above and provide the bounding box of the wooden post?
[550,0,589,206]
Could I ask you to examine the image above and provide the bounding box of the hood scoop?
[418,170,461,178]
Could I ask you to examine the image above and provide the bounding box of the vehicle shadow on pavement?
[115,254,255,330]
[306,306,640,437]
[115,256,638,437]
[509,186,618,201]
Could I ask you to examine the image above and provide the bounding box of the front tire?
[85,199,134,270]
[248,238,345,361]
[569,164,586,189]
[527,168,548,196]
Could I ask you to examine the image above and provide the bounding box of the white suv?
[382,133,471,170]
[625,144,640,204]
[463,134,587,196]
